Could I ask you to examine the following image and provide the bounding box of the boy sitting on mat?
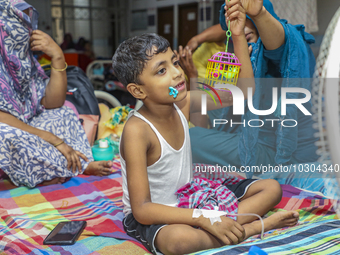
[112,1,299,254]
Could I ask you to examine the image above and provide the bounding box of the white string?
[193,209,265,240]
[227,213,265,240]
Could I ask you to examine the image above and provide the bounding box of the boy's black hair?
[112,33,170,87]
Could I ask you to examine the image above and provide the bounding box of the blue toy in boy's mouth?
[169,87,179,99]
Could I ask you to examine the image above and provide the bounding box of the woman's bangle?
[51,62,68,72]
[53,140,65,147]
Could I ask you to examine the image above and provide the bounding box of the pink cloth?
[0,169,9,180]
[176,176,240,220]
[63,100,79,119]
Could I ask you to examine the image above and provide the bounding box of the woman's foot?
[84,161,113,176]
[244,211,299,239]
[40,177,67,186]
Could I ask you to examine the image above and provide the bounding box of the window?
[131,10,148,31]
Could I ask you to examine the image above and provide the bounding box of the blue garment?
[190,0,318,178]
[219,0,280,32]
[226,1,316,174]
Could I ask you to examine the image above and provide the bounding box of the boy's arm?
[229,0,285,50]
[183,0,254,114]
[121,119,244,244]
[228,1,254,85]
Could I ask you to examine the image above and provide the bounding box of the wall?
[127,0,218,49]
[48,0,120,58]
[126,0,340,57]
[311,0,340,57]
[26,0,340,59]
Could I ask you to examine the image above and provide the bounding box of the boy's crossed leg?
[156,179,299,255]
[156,224,221,255]
[237,179,299,239]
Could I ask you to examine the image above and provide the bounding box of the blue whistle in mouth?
[169,87,178,99]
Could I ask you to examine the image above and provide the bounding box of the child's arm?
[31,30,67,109]
[227,0,254,84]
[121,118,244,244]
[230,0,285,50]
[178,0,254,116]
[186,24,227,52]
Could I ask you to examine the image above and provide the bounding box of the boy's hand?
[224,0,247,37]
[30,30,64,60]
[200,215,245,245]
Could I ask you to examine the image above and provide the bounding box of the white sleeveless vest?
[120,104,192,215]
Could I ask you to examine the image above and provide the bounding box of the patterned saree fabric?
[0,0,95,188]
[0,0,48,123]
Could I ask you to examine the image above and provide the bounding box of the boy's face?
[137,47,186,104]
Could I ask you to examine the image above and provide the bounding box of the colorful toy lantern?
[204,0,241,88]
[204,52,241,87]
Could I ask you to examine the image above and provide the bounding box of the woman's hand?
[224,0,247,37]
[41,131,89,174]
[32,30,67,109]
[239,0,264,18]
[30,30,63,60]
[55,141,89,174]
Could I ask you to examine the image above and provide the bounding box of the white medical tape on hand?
[192,209,265,239]
[192,209,228,225]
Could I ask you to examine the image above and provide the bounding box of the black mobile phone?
[43,221,87,245]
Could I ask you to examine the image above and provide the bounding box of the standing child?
[112,1,299,254]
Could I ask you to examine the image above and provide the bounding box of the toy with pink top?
[204,0,241,88]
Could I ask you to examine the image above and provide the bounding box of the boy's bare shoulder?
[120,115,152,160]
[121,115,151,140]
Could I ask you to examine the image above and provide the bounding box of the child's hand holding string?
[225,0,253,55]
[224,0,247,37]
[224,0,255,94]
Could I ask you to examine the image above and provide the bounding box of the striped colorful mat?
[0,159,339,254]
[0,158,148,254]
[193,185,340,255]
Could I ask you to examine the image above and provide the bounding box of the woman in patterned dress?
[0,0,112,188]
